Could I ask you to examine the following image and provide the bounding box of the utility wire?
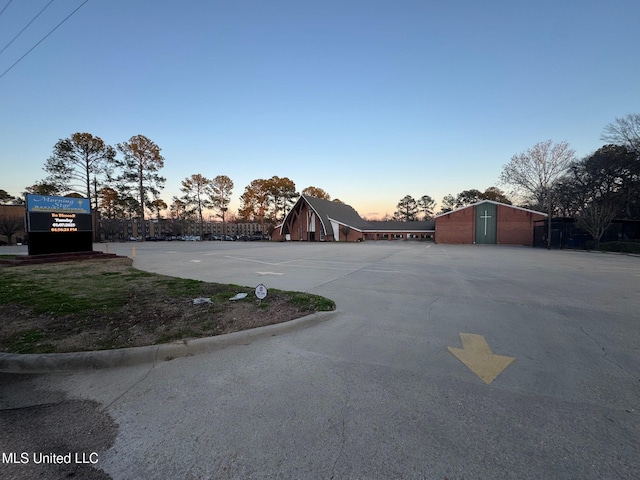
[0,0,13,18]
[0,0,89,80]
[0,0,56,56]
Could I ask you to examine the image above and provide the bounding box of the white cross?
[480,210,492,236]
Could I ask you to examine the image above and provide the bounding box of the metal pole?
[547,186,552,250]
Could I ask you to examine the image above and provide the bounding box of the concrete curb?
[0,310,339,374]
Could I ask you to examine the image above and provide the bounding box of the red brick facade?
[434,205,475,244]
[495,204,545,245]
[434,202,546,245]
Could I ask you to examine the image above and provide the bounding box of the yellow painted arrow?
[448,333,515,384]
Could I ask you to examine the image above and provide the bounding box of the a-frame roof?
[434,200,547,218]
[283,195,436,236]
[298,195,371,236]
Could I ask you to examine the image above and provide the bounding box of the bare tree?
[500,140,575,248]
[0,214,24,245]
[601,114,640,155]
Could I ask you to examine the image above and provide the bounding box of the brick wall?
[435,204,546,245]
[434,207,475,244]
[496,205,545,245]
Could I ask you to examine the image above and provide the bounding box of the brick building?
[273,195,435,242]
[273,196,545,245]
[434,201,546,245]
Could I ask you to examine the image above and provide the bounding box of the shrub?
[597,241,640,254]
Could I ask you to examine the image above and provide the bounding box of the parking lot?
[2,241,639,479]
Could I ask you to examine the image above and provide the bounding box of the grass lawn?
[0,258,335,354]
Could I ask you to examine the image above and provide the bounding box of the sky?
[1,0,638,219]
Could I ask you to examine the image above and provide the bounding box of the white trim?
[435,200,547,219]
[327,216,365,233]
[305,202,328,236]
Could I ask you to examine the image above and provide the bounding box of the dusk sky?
[1,0,638,219]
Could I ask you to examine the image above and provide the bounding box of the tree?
[239,179,271,227]
[23,182,62,197]
[302,186,330,200]
[417,195,436,220]
[500,140,576,211]
[99,187,124,219]
[0,214,23,245]
[394,195,419,221]
[168,197,193,237]
[439,194,456,213]
[267,176,298,222]
[121,196,140,220]
[211,175,234,237]
[500,140,576,248]
[0,189,16,204]
[567,146,632,247]
[453,187,512,208]
[181,174,212,238]
[116,135,166,234]
[43,132,116,210]
[239,176,298,225]
[454,189,483,208]
[148,198,168,221]
[481,187,511,204]
[565,145,635,248]
[601,114,640,156]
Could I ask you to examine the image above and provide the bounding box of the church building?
[433,201,547,245]
[273,195,545,245]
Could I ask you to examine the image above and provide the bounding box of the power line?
[0,0,13,18]
[0,0,89,80]
[0,0,56,56]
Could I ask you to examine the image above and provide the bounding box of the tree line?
[391,114,639,249]
[2,114,638,246]
[499,114,639,247]
[0,132,340,241]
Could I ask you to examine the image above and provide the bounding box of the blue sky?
[1,0,638,219]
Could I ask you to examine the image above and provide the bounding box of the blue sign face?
[26,194,91,214]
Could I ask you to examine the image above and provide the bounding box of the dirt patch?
[0,259,334,354]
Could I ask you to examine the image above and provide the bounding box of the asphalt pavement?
[1,241,639,479]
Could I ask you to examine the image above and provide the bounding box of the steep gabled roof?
[301,195,371,236]
[435,200,547,218]
[283,196,436,236]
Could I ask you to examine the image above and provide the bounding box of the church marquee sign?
[25,194,93,255]
[26,195,92,234]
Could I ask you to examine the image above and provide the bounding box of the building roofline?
[326,216,365,232]
[435,200,547,218]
